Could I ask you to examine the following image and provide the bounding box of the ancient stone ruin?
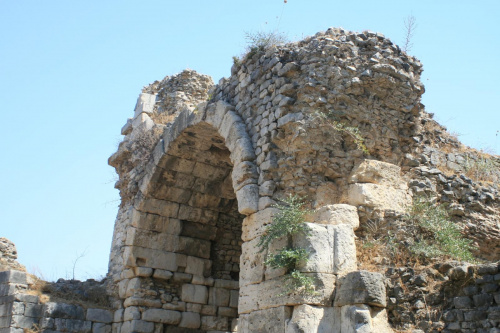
[1,27,499,333]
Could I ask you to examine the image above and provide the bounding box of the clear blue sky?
[1,1,498,281]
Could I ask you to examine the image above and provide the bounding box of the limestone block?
[133,267,153,277]
[10,315,39,329]
[152,269,173,280]
[121,118,132,135]
[223,119,251,155]
[264,236,288,280]
[332,224,357,274]
[86,309,113,323]
[0,270,27,284]
[315,182,339,207]
[258,196,275,210]
[242,207,279,242]
[312,204,360,230]
[219,111,243,142]
[132,113,155,131]
[229,290,239,308]
[134,93,156,117]
[218,306,238,318]
[181,284,208,304]
[123,297,162,308]
[53,318,92,332]
[200,316,228,331]
[124,246,186,271]
[177,204,219,224]
[0,284,16,297]
[239,273,335,314]
[43,302,85,320]
[123,307,140,321]
[118,279,129,298]
[179,311,201,329]
[92,323,111,333]
[208,287,230,307]
[231,161,258,192]
[240,238,266,287]
[285,305,335,333]
[191,275,214,286]
[292,223,334,274]
[180,221,217,241]
[142,309,181,324]
[335,271,387,308]
[238,306,292,333]
[349,159,404,189]
[236,184,259,215]
[114,309,124,322]
[370,307,394,332]
[134,198,180,218]
[229,138,256,165]
[347,183,410,214]
[340,305,372,333]
[201,305,217,316]
[185,256,211,277]
[120,319,154,333]
[213,279,239,290]
[205,100,232,130]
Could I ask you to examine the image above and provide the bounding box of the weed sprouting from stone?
[406,196,476,262]
[313,110,369,154]
[258,195,316,295]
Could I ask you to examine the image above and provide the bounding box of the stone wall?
[3,25,498,333]
[0,270,114,333]
[385,262,500,333]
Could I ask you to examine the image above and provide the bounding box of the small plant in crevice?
[258,195,315,295]
[406,196,476,263]
[464,155,499,184]
[313,110,369,154]
[240,30,289,61]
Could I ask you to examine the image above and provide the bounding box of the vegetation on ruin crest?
[358,196,476,270]
[313,110,369,154]
[258,195,316,295]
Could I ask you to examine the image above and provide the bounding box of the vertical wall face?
[117,122,244,332]
[108,28,429,332]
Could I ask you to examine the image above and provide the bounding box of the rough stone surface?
[335,271,387,307]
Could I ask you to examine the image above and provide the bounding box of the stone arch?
[119,101,259,331]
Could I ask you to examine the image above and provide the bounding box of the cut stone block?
[349,159,404,188]
[239,273,335,314]
[340,304,372,333]
[200,315,228,331]
[240,238,266,287]
[312,204,360,230]
[239,306,292,333]
[286,305,335,333]
[123,246,186,271]
[348,183,410,214]
[86,308,113,323]
[293,223,334,274]
[142,309,181,325]
[335,271,387,308]
[236,184,259,215]
[242,208,280,242]
[332,224,357,274]
[179,311,201,329]
[134,93,157,117]
[181,284,208,304]
[208,287,230,307]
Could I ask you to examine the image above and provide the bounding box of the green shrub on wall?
[258,195,316,295]
[407,196,475,262]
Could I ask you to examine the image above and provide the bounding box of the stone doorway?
[123,120,249,332]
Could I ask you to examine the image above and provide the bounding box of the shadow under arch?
[121,103,259,331]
